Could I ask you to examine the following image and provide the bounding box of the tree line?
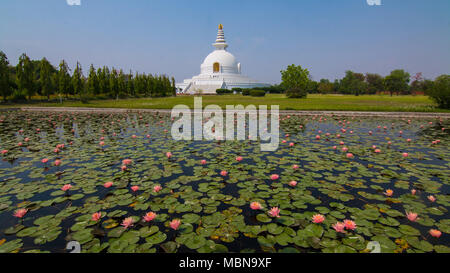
[0,51,176,102]
[306,70,434,96]
[280,64,449,108]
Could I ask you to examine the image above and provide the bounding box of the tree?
[427,75,450,109]
[384,69,410,96]
[339,71,367,96]
[317,79,334,94]
[281,64,310,90]
[16,53,35,100]
[0,51,13,101]
[365,73,384,94]
[71,62,84,97]
[280,64,310,98]
[39,57,54,100]
[87,64,99,96]
[109,68,119,99]
[57,60,71,100]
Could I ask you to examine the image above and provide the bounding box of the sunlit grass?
[1,94,448,112]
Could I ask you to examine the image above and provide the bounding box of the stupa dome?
[201,50,238,74]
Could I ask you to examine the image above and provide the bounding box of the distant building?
[176,24,270,94]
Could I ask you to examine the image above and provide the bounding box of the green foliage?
[365,73,384,94]
[249,89,266,97]
[39,58,54,100]
[339,71,367,96]
[0,51,12,101]
[286,87,307,98]
[216,88,233,95]
[231,88,243,93]
[280,64,310,92]
[16,53,35,100]
[384,69,411,96]
[242,89,250,96]
[427,75,450,109]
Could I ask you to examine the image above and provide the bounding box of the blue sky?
[0,0,449,84]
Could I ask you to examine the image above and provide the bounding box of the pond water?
[0,110,448,253]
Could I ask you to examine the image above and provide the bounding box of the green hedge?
[249,89,266,97]
[216,88,233,95]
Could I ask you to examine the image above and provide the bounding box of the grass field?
[1,94,448,112]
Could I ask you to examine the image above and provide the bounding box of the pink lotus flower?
[132,135,137,139]
[270,174,279,180]
[312,214,325,224]
[121,217,134,229]
[292,164,299,170]
[170,219,181,230]
[24,137,30,142]
[411,189,416,195]
[384,189,393,197]
[220,170,228,177]
[200,159,207,165]
[166,152,172,159]
[343,219,357,230]
[121,165,127,171]
[122,159,132,165]
[340,141,345,145]
[429,229,442,238]
[92,212,101,221]
[250,202,262,210]
[236,156,243,162]
[346,153,354,159]
[99,141,105,146]
[342,147,348,152]
[333,222,346,233]
[374,149,381,153]
[402,153,409,158]
[54,160,62,166]
[104,182,113,188]
[18,142,23,147]
[428,195,436,202]
[41,158,49,164]
[143,212,157,222]
[131,186,139,192]
[315,135,321,140]
[282,140,287,144]
[54,148,60,153]
[406,139,411,142]
[289,142,295,147]
[153,185,162,193]
[333,146,337,150]
[61,184,72,191]
[1,150,8,155]
[13,208,28,218]
[268,207,280,218]
[406,212,418,222]
[289,181,297,187]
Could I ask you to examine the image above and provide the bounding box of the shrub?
[286,87,307,98]
[242,89,251,96]
[427,75,450,109]
[249,89,266,97]
[216,88,232,95]
[231,88,243,94]
[11,89,27,102]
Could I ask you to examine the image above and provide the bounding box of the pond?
[0,110,448,253]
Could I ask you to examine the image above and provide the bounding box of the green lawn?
[1,94,447,112]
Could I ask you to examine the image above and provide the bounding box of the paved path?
[16,107,450,119]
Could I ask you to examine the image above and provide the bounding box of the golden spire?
[218,24,223,30]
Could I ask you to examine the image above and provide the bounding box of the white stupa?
[176,24,270,94]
